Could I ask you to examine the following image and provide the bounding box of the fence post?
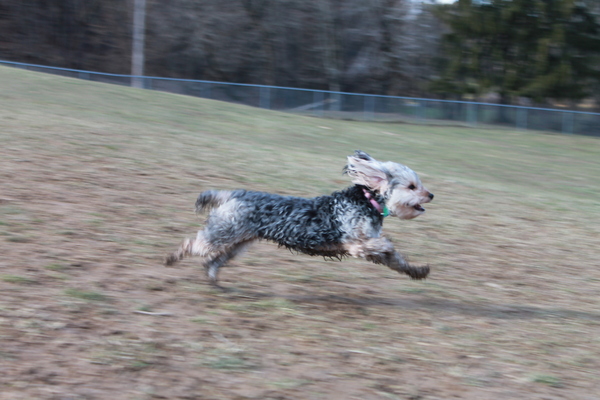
[131,0,146,88]
[330,93,341,113]
[467,103,477,126]
[419,100,427,121]
[363,96,375,121]
[516,108,528,130]
[201,83,211,99]
[313,91,324,117]
[259,87,271,109]
[562,112,574,135]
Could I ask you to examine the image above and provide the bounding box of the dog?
[165,150,434,285]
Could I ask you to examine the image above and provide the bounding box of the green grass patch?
[45,263,67,271]
[64,288,109,302]
[1,275,36,284]
[530,374,564,388]
[222,298,298,315]
[206,354,251,370]
[190,317,210,324]
[5,235,32,243]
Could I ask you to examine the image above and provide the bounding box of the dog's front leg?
[346,238,429,280]
[383,248,430,280]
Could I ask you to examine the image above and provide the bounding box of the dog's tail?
[195,190,232,214]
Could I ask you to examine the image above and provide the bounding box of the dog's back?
[196,187,381,257]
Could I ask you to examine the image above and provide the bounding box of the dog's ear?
[352,150,375,162]
[345,151,390,192]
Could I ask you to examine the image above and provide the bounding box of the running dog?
[165,150,434,285]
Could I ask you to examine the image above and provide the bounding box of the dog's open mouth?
[413,204,425,212]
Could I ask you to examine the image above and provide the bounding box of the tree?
[393,1,443,96]
[433,0,600,104]
[1,0,445,96]
[144,0,415,92]
[0,0,130,73]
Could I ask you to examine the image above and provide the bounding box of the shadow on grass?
[219,287,600,322]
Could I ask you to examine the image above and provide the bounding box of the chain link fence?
[3,60,599,136]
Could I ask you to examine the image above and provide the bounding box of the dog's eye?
[408,184,416,190]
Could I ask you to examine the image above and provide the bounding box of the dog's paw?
[164,254,178,267]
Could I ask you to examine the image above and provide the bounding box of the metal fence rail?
[2,60,599,136]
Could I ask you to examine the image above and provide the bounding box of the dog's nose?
[428,192,434,200]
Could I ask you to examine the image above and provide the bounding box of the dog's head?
[344,150,433,220]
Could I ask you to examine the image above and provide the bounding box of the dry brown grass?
[1,65,599,399]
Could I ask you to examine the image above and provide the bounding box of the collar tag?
[382,205,390,218]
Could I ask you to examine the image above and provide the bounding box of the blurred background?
[1,0,599,110]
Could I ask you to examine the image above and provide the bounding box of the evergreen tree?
[433,0,600,104]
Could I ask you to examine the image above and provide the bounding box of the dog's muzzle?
[414,192,434,212]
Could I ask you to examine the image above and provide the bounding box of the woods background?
[1,0,599,108]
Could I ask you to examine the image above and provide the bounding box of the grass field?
[1,65,599,399]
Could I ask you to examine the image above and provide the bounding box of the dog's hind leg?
[203,240,254,285]
[164,230,214,266]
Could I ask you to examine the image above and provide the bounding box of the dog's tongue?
[414,204,425,212]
